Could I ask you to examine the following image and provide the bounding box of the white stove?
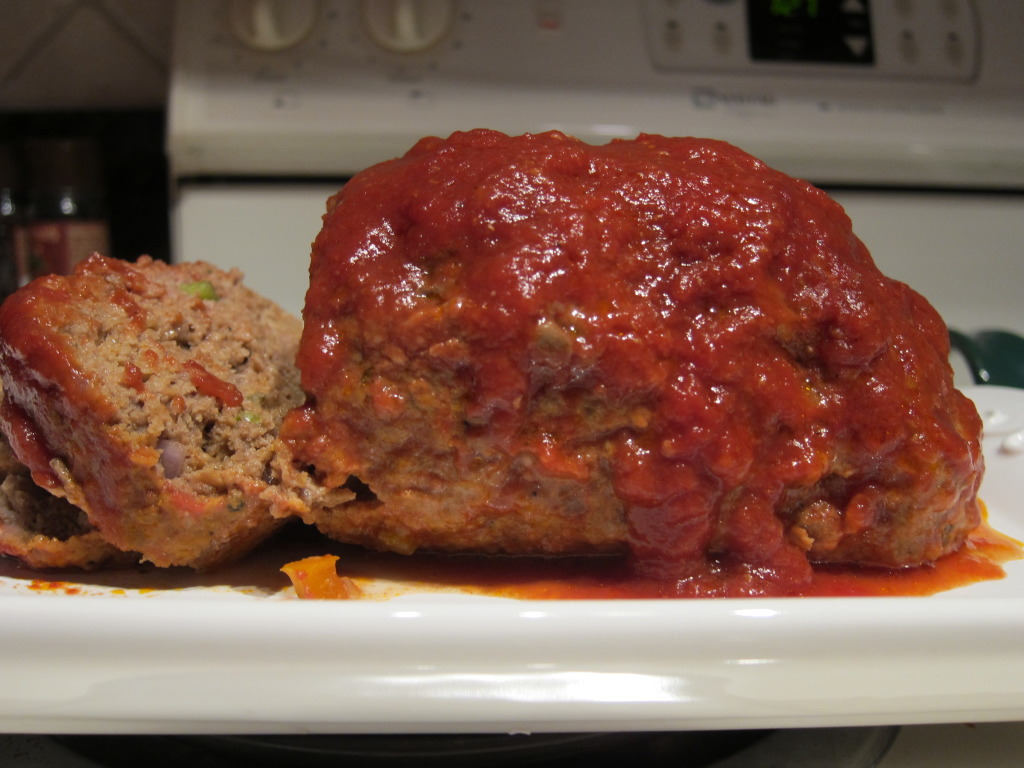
[166,0,1024,330]
[4,1,1023,765]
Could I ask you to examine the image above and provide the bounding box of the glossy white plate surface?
[1,386,1022,735]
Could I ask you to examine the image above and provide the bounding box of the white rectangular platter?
[1,386,1022,734]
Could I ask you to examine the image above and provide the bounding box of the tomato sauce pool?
[282,507,1021,600]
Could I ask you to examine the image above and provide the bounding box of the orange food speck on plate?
[281,554,363,600]
[27,580,82,596]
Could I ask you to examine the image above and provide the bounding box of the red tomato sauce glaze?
[279,129,990,598]
[280,129,989,597]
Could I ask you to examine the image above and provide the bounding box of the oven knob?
[227,0,320,52]
[361,0,457,53]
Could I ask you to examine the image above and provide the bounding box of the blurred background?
[0,0,172,282]
[2,0,1022,323]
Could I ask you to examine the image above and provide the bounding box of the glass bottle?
[24,137,111,278]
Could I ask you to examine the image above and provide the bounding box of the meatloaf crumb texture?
[0,255,304,569]
[280,129,984,584]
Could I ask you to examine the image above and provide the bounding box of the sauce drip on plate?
[283,508,1022,600]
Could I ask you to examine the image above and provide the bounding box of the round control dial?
[361,0,457,54]
[228,0,320,52]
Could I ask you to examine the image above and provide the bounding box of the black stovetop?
[1,727,898,767]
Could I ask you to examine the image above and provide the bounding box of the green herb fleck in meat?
[181,280,219,301]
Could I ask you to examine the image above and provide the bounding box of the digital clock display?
[747,0,875,65]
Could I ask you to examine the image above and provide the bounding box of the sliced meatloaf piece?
[0,255,304,569]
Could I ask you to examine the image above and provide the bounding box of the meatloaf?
[279,129,983,585]
[0,427,134,570]
[0,255,304,569]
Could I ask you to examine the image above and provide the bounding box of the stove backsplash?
[0,0,172,111]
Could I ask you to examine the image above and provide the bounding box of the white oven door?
[173,181,341,318]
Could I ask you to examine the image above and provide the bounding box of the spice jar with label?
[24,137,110,278]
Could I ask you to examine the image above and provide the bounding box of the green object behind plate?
[949,330,1024,389]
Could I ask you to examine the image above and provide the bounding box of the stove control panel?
[169,0,1024,186]
[644,0,977,82]
[216,0,979,81]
